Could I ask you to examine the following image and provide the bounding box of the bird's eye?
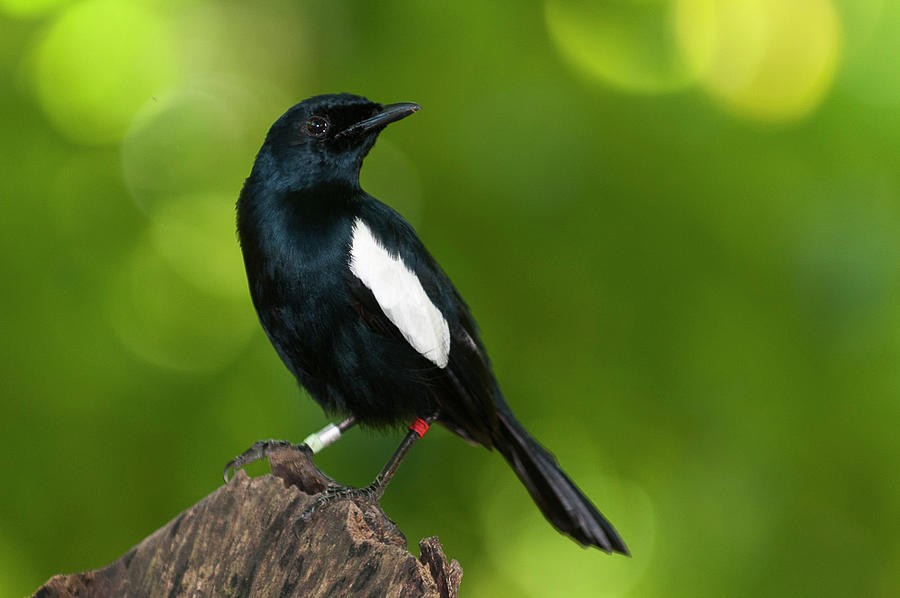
[304,116,331,138]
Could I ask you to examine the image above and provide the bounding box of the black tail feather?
[493,409,629,555]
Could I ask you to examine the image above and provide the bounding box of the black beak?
[337,102,421,139]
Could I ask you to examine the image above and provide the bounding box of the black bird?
[231,93,628,554]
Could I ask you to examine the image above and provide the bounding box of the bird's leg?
[301,414,437,518]
[223,416,357,482]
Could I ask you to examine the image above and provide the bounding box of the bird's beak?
[337,102,421,139]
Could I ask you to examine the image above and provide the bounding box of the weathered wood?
[35,446,462,597]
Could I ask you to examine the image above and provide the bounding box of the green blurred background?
[2,0,899,596]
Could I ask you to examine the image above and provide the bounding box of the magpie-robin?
[231,93,627,554]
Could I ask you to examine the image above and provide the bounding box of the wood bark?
[34,446,462,597]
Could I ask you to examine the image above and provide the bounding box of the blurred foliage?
[1,0,899,596]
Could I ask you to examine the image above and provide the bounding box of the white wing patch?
[349,218,450,368]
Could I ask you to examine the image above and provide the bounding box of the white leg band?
[302,423,343,454]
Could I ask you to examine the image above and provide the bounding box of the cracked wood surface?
[35,446,462,597]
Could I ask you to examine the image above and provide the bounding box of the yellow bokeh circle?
[31,0,179,144]
[677,0,843,122]
[546,0,704,94]
[546,0,842,122]
[110,228,256,372]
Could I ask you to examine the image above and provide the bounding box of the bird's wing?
[346,208,499,445]
[348,217,450,369]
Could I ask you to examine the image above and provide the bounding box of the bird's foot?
[223,439,309,482]
[300,479,384,520]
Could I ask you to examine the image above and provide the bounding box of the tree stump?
[34,446,462,597]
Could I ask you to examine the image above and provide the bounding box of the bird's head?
[253,93,420,192]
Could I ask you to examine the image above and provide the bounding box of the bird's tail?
[492,407,629,555]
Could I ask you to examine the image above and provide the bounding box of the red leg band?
[409,418,430,438]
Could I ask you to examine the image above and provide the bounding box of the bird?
[230,92,628,554]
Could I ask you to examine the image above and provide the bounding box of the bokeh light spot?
[110,233,256,372]
[31,0,179,144]
[678,0,842,122]
[481,465,654,596]
[546,0,704,94]
[122,86,253,214]
[148,192,248,301]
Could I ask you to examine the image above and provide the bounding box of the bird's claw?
[223,439,303,482]
[300,482,383,520]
